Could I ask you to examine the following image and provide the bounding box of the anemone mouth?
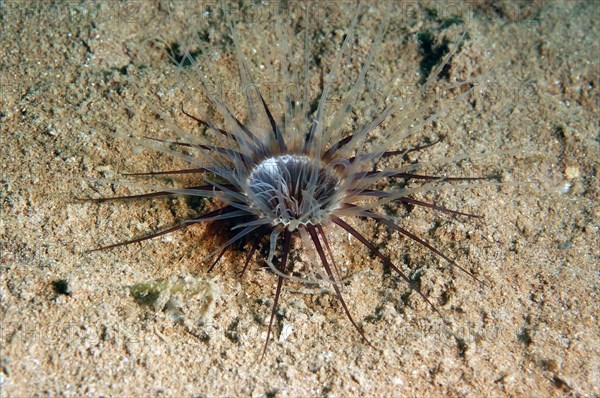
[245,154,342,230]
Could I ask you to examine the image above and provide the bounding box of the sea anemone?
[92,2,491,358]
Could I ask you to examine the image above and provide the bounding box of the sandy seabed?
[0,1,598,397]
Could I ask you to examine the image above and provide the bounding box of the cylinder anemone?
[92,3,489,359]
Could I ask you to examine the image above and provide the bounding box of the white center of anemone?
[246,155,341,230]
